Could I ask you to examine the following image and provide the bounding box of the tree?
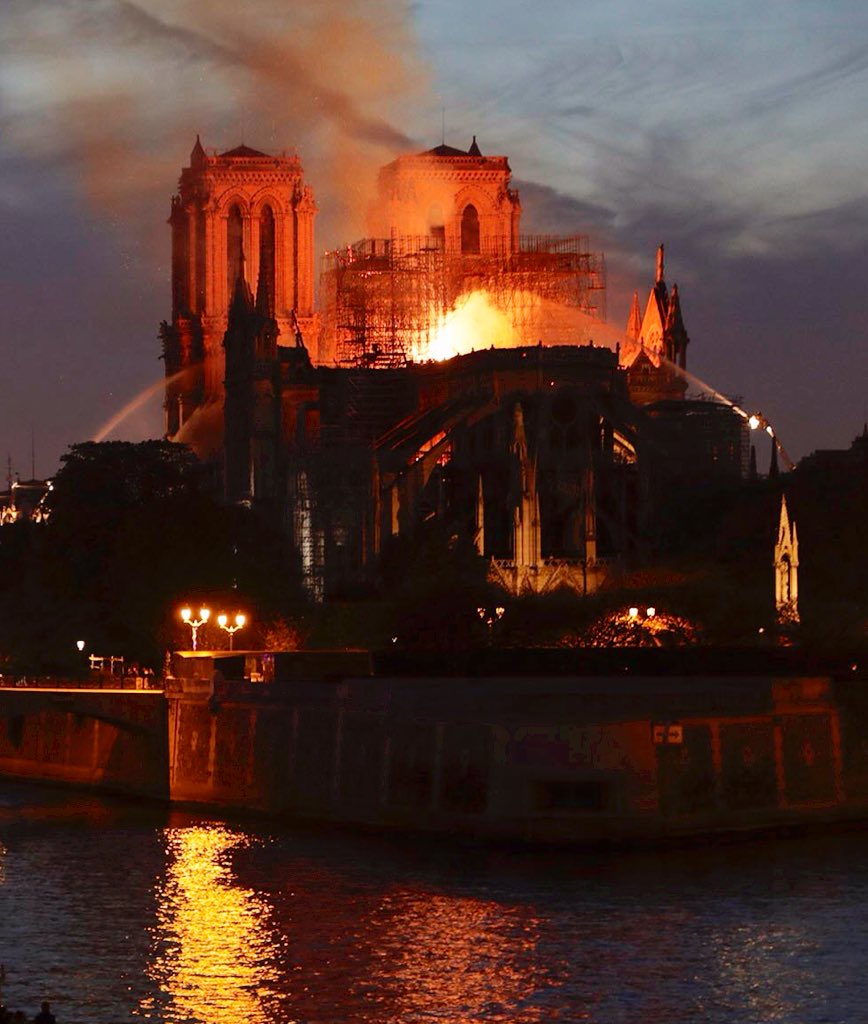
[379,523,502,650]
[0,440,307,672]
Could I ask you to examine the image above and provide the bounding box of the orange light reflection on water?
[362,890,545,1021]
[141,825,285,1024]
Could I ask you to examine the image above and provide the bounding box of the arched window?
[227,204,244,303]
[461,204,480,254]
[258,205,275,314]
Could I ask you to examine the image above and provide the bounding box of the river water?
[1,781,867,1024]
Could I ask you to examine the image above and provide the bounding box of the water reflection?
[126,817,553,1024]
[143,824,284,1024]
[709,905,828,1021]
[365,892,544,1021]
[3,781,868,1024]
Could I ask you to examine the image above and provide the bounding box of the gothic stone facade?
[161,138,747,599]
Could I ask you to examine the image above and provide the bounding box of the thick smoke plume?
[0,0,428,248]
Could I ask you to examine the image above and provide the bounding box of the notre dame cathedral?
[160,137,747,600]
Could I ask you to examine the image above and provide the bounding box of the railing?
[0,674,163,690]
[489,555,620,571]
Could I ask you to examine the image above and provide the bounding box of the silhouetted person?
[33,1003,54,1024]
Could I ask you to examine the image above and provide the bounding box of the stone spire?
[474,474,485,555]
[664,282,690,368]
[774,494,799,625]
[582,452,597,565]
[229,253,253,316]
[626,291,641,344]
[223,252,279,506]
[511,403,541,568]
[255,254,273,318]
[190,134,206,166]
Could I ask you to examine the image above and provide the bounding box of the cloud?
[512,179,616,238]
[0,0,429,246]
[3,0,868,472]
[0,0,434,475]
[422,3,868,266]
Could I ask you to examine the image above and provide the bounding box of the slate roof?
[220,144,269,158]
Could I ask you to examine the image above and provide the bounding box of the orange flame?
[418,289,620,363]
[424,292,516,361]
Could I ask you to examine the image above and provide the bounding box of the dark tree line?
[0,441,306,674]
[3,437,862,675]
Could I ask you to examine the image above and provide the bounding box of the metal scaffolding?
[319,234,606,369]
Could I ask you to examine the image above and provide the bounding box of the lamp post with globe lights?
[217,613,247,650]
[476,605,505,644]
[180,606,210,650]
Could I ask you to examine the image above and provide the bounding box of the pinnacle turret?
[626,291,641,343]
[255,258,273,318]
[190,134,206,165]
[229,253,254,316]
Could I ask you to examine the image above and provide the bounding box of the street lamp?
[74,639,87,681]
[476,606,505,624]
[476,605,505,644]
[217,613,247,650]
[180,606,210,650]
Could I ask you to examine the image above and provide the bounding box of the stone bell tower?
[161,138,317,439]
[373,137,522,251]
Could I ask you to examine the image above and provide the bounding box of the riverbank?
[2,648,867,845]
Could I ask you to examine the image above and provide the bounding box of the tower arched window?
[461,204,480,254]
[258,205,275,315]
[227,204,244,303]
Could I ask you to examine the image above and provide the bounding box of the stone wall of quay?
[166,668,868,843]
[3,663,868,844]
[0,687,169,799]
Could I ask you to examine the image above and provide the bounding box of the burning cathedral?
[160,137,747,600]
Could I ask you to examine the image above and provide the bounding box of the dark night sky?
[2,0,867,477]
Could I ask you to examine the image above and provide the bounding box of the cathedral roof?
[422,138,487,159]
[424,143,475,157]
[220,144,269,158]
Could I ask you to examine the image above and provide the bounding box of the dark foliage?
[379,523,502,650]
[0,441,306,673]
